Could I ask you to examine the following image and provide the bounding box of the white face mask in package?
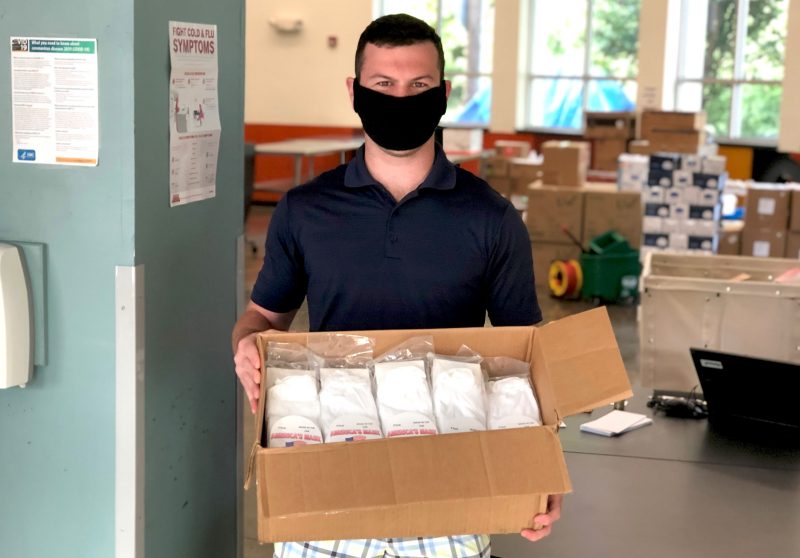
[486,376,542,429]
[266,364,323,448]
[373,360,438,437]
[319,368,382,442]
[431,357,487,433]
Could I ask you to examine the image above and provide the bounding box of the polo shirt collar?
[344,143,457,191]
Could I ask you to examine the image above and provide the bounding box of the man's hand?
[520,494,563,542]
[231,303,297,414]
[234,332,263,414]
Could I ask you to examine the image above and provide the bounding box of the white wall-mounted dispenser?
[0,243,32,388]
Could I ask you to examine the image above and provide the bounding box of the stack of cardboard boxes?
[638,111,707,154]
[741,184,800,258]
[618,152,727,256]
[526,183,641,286]
[585,112,636,171]
[541,140,590,186]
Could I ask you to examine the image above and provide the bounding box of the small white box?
[699,189,720,206]
[643,216,663,234]
[689,204,719,221]
[443,128,484,152]
[671,203,689,220]
[683,186,701,205]
[669,233,689,250]
[661,218,681,234]
[682,154,702,172]
[672,170,692,188]
[665,188,684,204]
[702,155,727,175]
[643,186,666,204]
[694,220,716,236]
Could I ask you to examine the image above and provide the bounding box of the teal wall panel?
[134,1,244,557]
[0,2,136,557]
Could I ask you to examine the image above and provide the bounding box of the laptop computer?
[690,348,800,438]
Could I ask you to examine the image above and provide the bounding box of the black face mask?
[353,79,447,151]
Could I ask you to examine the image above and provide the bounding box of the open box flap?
[534,307,633,418]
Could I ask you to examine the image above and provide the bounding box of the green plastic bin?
[580,251,641,302]
[588,230,631,255]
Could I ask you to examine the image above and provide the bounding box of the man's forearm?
[231,308,273,353]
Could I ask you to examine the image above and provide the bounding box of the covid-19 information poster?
[10,37,99,166]
[168,21,220,207]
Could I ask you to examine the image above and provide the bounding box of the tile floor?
[239,205,640,558]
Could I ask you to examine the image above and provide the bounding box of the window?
[524,0,641,131]
[379,0,495,126]
[675,0,789,141]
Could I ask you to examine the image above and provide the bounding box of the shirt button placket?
[385,209,401,259]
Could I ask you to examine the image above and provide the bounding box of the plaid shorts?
[274,535,491,558]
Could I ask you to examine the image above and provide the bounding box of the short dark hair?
[355,14,445,81]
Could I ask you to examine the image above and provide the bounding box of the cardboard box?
[643,186,666,204]
[701,155,727,175]
[592,138,628,171]
[649,154,682,172]
[485,156,511,178]
[786,231,800,259]
[688,204,720,221]
[644,130,706,153]
[487,177,512,196]
[628,139,651,155]
[640,110,706,133]
[789,189,800,232]
[643,216,663,234]
[531,241,582,286]
[693,173,726,190]
[718,220,744,256]
[648,170,673,188]
[644,233,670,249]
[687,235,716,252]
[443,128,483,153]
[509,179,536,197]
[672,170,691,188]
[645,203,671,218]
[584,111,636,139]
[248,311,632,542]
[681,154,702,172]
[744,186,791,230]
[526,185,584,242]
[509,159,544,182]
[495,140,532,158]
[541,141,590,187]
[581,186,642,248]
[741,226,787,258]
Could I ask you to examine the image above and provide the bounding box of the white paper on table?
[579,410,653,437]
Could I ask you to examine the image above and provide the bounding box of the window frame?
[523,0,639,133]
[674,0,786,143]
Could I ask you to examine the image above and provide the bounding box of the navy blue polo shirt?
[251,145,541,332]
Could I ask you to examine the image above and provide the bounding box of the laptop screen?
[690,348,800,432]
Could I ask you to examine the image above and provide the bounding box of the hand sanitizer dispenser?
[0,243,32,388]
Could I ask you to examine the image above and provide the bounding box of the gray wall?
[0,0,244,556]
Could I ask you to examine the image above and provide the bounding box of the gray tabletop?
[492,451,800,558]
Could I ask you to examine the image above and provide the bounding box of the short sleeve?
[485,205,542,325]
[250,195,308,313]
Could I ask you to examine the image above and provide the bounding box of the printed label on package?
[268,415,323,448]
[437,417,486,434]
[326,415,383,443]
[384,412,438,438]
[489,415,542,430]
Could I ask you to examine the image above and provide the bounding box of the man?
[233,13,562,558]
